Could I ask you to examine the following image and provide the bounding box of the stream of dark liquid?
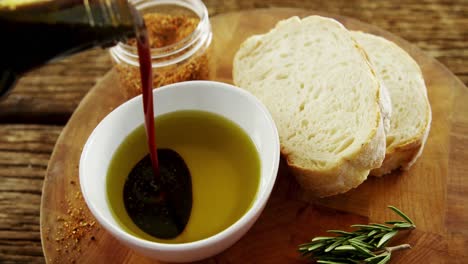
[135,18,159,176]
[123,14,192,239]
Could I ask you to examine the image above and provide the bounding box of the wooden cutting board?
[40,8,468,263]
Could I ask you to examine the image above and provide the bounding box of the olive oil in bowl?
[107,110,261,243]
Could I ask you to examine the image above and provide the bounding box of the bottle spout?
[0,70,17,99]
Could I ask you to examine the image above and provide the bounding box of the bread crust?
[288,113,386,197]
[370,141,421,176]
[371,103,432,176]
[353,40,392,135]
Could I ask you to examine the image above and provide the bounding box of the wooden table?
[0,1,466,263]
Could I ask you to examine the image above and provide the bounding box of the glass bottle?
[0,0,139,98]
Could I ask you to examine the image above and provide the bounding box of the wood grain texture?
[0,49,113,125]
[0,125,61,264]
[0,1,466,263]
[38,8,468,264]
[0,0,466,124]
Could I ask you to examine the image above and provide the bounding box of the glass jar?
[109,0,212,98]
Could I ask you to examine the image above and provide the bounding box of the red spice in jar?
[116,13,211,98]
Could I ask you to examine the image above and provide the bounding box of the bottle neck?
[1,0,137,43]
[85,0,136,32]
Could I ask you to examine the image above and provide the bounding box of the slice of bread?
[351,31,432,176]
[233,16,388,197]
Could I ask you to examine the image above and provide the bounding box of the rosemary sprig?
[299,206,415,264]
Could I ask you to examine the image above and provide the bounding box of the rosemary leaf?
[334,245,356,251]
[325,238,346,252]
[317,256,352,262]
[384,220,406,225]
[393,222,415,229]
[367,229,378,237]
[307,242,327,251]
[388,206,414,225]
[350,234,368,241]
[317,260,348,264]
[364,253,389,262]
[352,224,390,231]
[327,230,354,235]
[377,230,398,248]
[376,253,392,264]
[370,224,392,231]
[351,224,376,230]
[348,239,374,249]
[374,232,386,238]
[312,236,336,242]
[349,241,376,257]
[347,258,364,264]
[298,245,310,251]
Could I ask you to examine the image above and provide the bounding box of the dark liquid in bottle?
[122,14,192,239]
[0,1,135,97]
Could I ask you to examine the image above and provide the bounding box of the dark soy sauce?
[0,0,136,98]
[123,149,192,239]
[123,12,192,239]
[134,18,159,174]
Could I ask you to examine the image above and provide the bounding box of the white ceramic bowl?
[79,81,280,262]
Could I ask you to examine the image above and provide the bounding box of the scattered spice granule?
[53,192,97,263]
[116,13,211,98]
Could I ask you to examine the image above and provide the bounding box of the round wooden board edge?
[40,7,468,263]
[39,69,125,262]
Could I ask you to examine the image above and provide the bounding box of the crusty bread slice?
[233,16,388,197]
[351,31,432,176]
